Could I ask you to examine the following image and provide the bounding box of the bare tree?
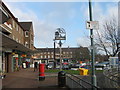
[95,16,119,58]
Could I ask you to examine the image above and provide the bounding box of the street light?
[54,28,66,70]
[88,0,97,87]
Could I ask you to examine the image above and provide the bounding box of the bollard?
[39,63,45,81]
[58,71,66,87]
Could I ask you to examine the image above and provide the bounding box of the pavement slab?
[2,68,39,88]
[2,68,66,89]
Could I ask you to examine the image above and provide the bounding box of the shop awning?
[0,32,33,53]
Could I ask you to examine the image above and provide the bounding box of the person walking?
[34,62,38,71]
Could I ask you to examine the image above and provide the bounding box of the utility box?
[109,57,118,68]
[79,68,88,75]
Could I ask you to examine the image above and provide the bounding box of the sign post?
[87,0,97,88]
[118,51,120,86]
[118,1,120,86]
[55,28,66,71]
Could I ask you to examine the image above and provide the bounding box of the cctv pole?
[88,0,97,88]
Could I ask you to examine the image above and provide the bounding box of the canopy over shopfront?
[0,32,34,73]
[0,32,33,53]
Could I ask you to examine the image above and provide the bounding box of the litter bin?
[79,68,88,75]
[58,71,66,87]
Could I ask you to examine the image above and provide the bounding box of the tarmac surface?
[2,68,69,90]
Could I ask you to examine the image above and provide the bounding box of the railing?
[103,68,119,88]
[0,24,12,34]
[66,73,101,90]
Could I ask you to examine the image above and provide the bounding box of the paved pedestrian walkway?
[2,68,69,89]
[2,68,39,88]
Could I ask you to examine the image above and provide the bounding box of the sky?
[3,0,118,48]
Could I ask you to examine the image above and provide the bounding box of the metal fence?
[103,68,120,88]
[66,73,101,90]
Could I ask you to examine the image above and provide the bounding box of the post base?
[39,76,45,81]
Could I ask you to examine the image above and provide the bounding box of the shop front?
[1,33,33,73]
[2,50,12,73]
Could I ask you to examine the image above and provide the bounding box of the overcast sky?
[4,0,118,48]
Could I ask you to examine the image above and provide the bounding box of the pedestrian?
[26,61,28,68]
[34,62,38,71]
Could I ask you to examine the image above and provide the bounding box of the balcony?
[0,22,12,35]
[0,6,10,23]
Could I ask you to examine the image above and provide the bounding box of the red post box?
[39,63,45,81]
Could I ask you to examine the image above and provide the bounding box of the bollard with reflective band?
[39,64,45,81]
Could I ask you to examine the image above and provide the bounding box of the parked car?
[47,63,54,69]
[62,65,69,70]
[80,65,90,69]
[70,64,81,70]
[56,64,60,69]
[95,61,109,70]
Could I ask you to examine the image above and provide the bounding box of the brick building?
[33,47,90,64]
[19,22,34,50]
[0,1,35,73]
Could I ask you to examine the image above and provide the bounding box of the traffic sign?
[86,21,99,30]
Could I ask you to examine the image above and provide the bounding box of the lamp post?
[88,0,97,87]
[55,28,66,71]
